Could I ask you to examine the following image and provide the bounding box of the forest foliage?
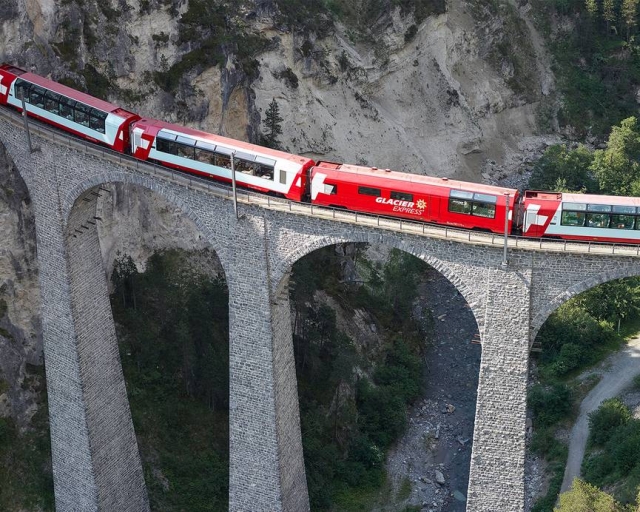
[0,365,53,512]
[533,0,640,135]
[110,250,230,511]
[290,245,429,510]
[580,398,640,505]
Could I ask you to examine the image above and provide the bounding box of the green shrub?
[587,398,631,448]
[528,383,572,428]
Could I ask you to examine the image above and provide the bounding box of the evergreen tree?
[603,0,617,35]
[622,0,639,39]
[586,0,598,18]
[262,98,284,149]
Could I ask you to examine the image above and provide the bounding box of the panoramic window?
[586,213,610,228]
[611,214,635,230]
[448,198,472,214]
[391,191,413,201]
[44,91,61,114]
[448,190,496,218]
[194,147,216,165]
[472,201,496,218]
[156,137,179,155]
[561,211,586,227]
[358,186,381,196]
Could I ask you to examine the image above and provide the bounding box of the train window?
[89,109,107,133]
[236,151,255,162]
[235,158,253,174]
[44,91,61,114]
[176,143,195,159]
[279,170,287,184]
[391,191,413,201]
[256,164,274,179]
[14,79,29,101]
[214,153,231,169]
[29,86,45,108]
[194,147,216,165]
[586,213,610,228]
[473,193,498,204]
[613,205,637,214]
[196,141,217,153]
[561,211,586,226]
[611,214,635,229]
[563,202,587,211]
[448,198,472,214]
[59,96,75,120]
[472,202,496,218]
[324,183,337,195]
[176,136,196,147]
[358,186,381,196]
[256,156,277,167]
[450,190,474,200]
[156,138,179,155]
[587,204,612,212]
[74,104,90,127]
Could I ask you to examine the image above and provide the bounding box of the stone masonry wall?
[66,187,149,511]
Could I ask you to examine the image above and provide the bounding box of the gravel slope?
[381,270,481,511]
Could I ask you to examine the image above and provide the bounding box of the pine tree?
[262,98,284,149]
[586,0,598,17]
[603,0,617,35]
[622,0,639,39]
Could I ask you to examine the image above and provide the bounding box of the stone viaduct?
[2,108,640,512]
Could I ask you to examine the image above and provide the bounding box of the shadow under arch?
[272,234,483,336]
[531,266,640,341]
[63,179,231,511]
[61,172,225,262]
[278,240,483,510]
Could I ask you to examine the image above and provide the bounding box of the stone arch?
[272,232,483,335]
[276,230,484,510]
[62,173,223,256]
[62,173,234,510]
[531,265,640,341]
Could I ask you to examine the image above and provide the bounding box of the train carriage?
[310,162,519,234]
[130,118,314,201]
[0,64,139,152]
[523,191,640,243]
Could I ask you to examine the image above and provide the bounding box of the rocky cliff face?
[1,0,557,180]
[0,144,42,430]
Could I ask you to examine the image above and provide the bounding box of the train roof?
[527,190,640,207]
[314,162,518,196]
[3,64,134,116]
[134,118,314,166]
[561,192,640,206]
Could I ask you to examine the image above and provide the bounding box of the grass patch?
[397,476,412,500]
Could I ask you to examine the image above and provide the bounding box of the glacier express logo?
[375,197,426,215]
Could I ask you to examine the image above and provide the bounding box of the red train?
[1,63,639,244]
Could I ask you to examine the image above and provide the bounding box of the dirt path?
[560,336,640,493]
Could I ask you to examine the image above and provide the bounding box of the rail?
[1,105,639,258]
